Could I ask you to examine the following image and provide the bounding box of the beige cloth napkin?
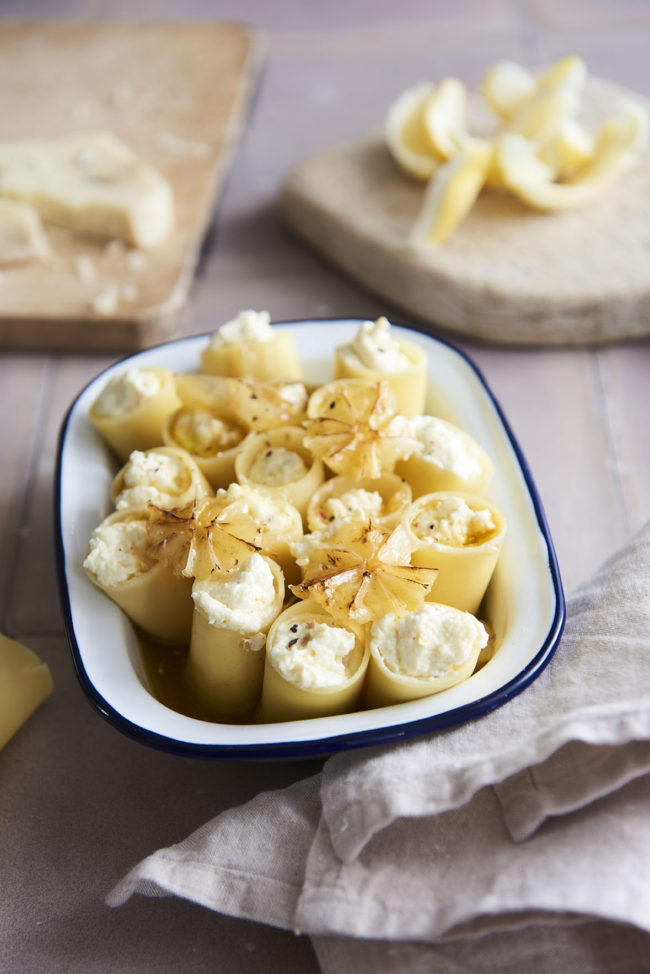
[108,521,650,973]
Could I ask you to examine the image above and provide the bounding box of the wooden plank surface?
[0,20,262,351]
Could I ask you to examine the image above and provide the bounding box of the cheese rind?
[0,633,53,749]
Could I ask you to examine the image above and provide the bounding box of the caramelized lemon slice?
[291,520,437,625]
[409,138,493,245]
[385,82,441,180]
[146,497,260,581]
[174,373,306,431]
[304,379,415,478]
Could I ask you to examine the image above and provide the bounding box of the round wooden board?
[281,78,650,346]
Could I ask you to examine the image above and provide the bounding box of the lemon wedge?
[537,55,587,94]
[480,60,537,120]
[496,103,648,210]
[422,77,469,159]
[385,82,441,180]
[537,117,595,177]
[410,138,493,245]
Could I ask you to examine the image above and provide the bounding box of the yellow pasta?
[306,473,412,534]
[89,366,181,463]
[403,491,506,614]
[235,425,325,520]
[110,446,212,512]
[188,555,285,716]
[200,310,302,381]
[395,414,493,497]
[258,601,369,722]
[362,602,488,707]
[162,407,246,490]
[83,507,194,645]
[333,317,427,416]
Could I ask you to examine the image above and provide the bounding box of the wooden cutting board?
[281,78,650,346]
[0,20,263,352]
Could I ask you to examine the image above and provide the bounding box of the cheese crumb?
[74,254,96,285]
[92,285,120,317]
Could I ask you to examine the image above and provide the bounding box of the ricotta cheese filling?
[215,483,300,535]
[322,489,384,526]
[350,316,410,372]
[83,517,154,586]
[269,618,357,689]
[371,603,488,679]
[114,449,193,510]
[191,553,278,645]
[211,309,273,345]
[93,368,162,416]
[411,496,495,546]
[292,489,385,565]
[171,409,243,456]
[405,415,486,479]
[248,447,308,486]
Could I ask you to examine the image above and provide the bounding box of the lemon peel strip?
[497,102,647,211]
[385,82,441,181]
[422,77,469,159]
[409,139,493,246]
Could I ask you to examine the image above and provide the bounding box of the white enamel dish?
[55,319,565,759]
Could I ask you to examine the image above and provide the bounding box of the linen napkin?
[108,520,650,972]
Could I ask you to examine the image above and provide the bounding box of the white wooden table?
[1,2,649,971]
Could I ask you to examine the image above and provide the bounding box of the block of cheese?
[0,633,53,749]
[0,198,50,264]
[0,131,174,249]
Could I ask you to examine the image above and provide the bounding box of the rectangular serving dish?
[55,319,565,758]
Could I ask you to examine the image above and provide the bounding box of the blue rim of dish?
[54,318,566,760]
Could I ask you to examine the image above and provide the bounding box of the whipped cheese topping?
[211,309,273,346]
[215,483,300,535]
[83,516,153,586]
[171,409,242,456]
[411,495,495,546]
[93,368,162,416]
[269,618,357,689]
[114,449,193,510]
[276,382,309,412]
[350,316,410,372]
[405,416,486,479]
[371,603,488,679]
[191,553,278,645]
[248,447,308,486]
